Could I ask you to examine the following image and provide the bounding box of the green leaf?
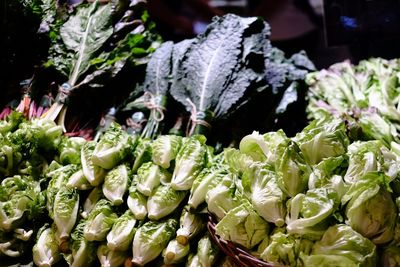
[60,1,113,85]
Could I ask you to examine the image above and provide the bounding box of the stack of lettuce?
[306,58,400,147]
[203,114,400,266]
[0,113,226,266]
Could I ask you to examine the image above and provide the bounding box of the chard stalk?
[43,0,103,132]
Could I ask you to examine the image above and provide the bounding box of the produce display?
[306,58,400,146]
[3,1,400,267]
[118,13,314,144]
[0,115,218,266]
[206,115,400,266]
[1,0,161,135]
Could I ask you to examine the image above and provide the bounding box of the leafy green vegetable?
[67,169,93,190]
[307,156,348,194]
[102,164,131,206]
[127,178,148,220]
[140,41,174,139]
[176,205,204,245]
[33,224,62,267]
[275,139,311,197]
[53,186,80,243]
[303,224,377,267]
[0,175,43,232]
[0,112,25,135]
[342,172,396,244]
[243,167,287,227]
[294,116,349,165]
[81,141,107,186]
[136,162,170,196]
[147,184,187,221]
[343,140,397,184]
[106,210,137,251]
[238,130,289,165]
[205,172,242,220]
[92,123,132,169]
[44,1,114,126]
[69,220,97,267]
[82,186,103,219]
[215,201,269,249]
[131,219,177,266]
[260,229,313,266]
[170,15,268,136]
[196,233,220,267]
[46,164,79,219]
[97,243,127,267]
[58,136,86,165]
[151,135,182,169]
[306,58,400,146]
[171,136,207,190]
[132,138,152,173]
[286,188,339,240]
[188,167,227,209]
[162,239,190,264]
[83,199,117,242]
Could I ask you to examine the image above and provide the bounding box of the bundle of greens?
[170,14,315,139]
[306,58,400,147]
[1,0,161,138]
[120,14,315,144]
[41,0,160,133]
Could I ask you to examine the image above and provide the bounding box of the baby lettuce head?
[33,224,62,267]
[92,122,131,170]
[136,162,171,197]
[171,135,207,191]
[294,116,349,165]
[147,184,187,221]
[303,224,377,267]
[151,135,182,169]
[102,163,131,206]
[215,200,269,249]
[131,218,177,266]
[53,186,80,244]
[81,141,106,187]
[286,187,339,240]
[127,177,148,220]
[205,172,242,220]
[242,166,287,227]
[83,199,118,242]
[188,167,227,209]
[176,205,204,245]
[162,239,190,264]
[81,186,103,219]
[275,139,311,197]
[342,172,397,245]
[196,233,220,267]
[132,138,152,173]
[106,210,137,252]
[69,220,97,267]
[97,243,127,267]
